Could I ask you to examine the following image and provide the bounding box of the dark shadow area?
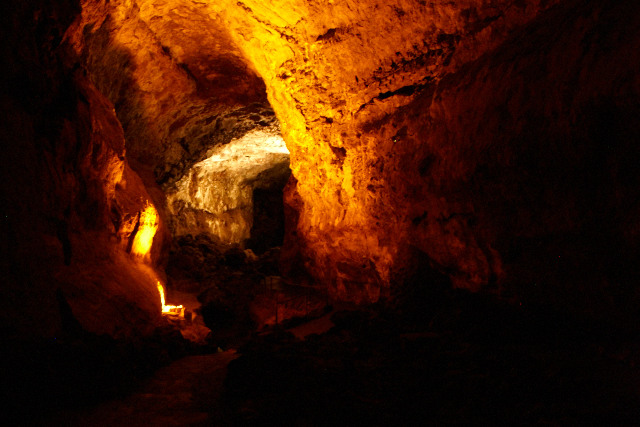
[223,287,640,425]
[166,232,327,348]
[246,187,287,255]
[1,299,194,422]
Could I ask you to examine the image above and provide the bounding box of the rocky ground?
[166,233,329,341]
[223,290,640,425]
[27,286,640,425]
[11,237,640,425]
[46,351,239,426]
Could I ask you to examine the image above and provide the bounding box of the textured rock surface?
[207,0,567,303]
[209,0,640,317]
[66,0,291,248]
[66,0,276,186]
[166,126,290,246]
[2,0,640,335]
[0,0,168,338]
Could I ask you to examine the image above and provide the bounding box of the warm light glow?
[157,281,184,317]
[165,128,290,244]
[131,202,159,258]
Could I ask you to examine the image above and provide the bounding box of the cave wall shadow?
[246,187,287,254]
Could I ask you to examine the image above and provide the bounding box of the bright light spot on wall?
[131,202,159,258]
[157,281,184,317]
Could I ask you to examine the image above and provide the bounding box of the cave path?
[53,351,238,426]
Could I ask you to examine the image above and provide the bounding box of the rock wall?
[3,0,639,334]
[0,0,168,338]
[362,1,640,317]
[211,0,640,317]
[66,0,291,246]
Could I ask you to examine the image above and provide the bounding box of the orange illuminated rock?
[64,0,640,317]
[67,0,287,248]
[157,281,184,317]
[0,67,167,337]
[66,0,273,185]
[0,0,172,337]
[210,0,640,316]
[207,0,565,302]
[131,202,159,259]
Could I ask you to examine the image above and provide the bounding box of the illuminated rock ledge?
[166,126,290,246]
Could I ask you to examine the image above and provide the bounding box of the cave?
[2,0,640,424]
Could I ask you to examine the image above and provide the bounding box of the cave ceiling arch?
[67,0,291,247]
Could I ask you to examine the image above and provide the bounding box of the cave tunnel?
[2,0,640,424]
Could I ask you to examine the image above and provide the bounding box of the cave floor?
[36,317,333,426]
[223,291,640,425]
[46,350,239,426]
[32,288,640,426]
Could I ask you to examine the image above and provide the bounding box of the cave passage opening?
[164,125,291,254]
[133,97,294,342]
[63,0,304,345]
[71,0,295,266]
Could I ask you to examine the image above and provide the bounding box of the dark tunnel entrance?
[246,171,290,255]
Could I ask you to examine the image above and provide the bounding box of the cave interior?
[2,0,640,424]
